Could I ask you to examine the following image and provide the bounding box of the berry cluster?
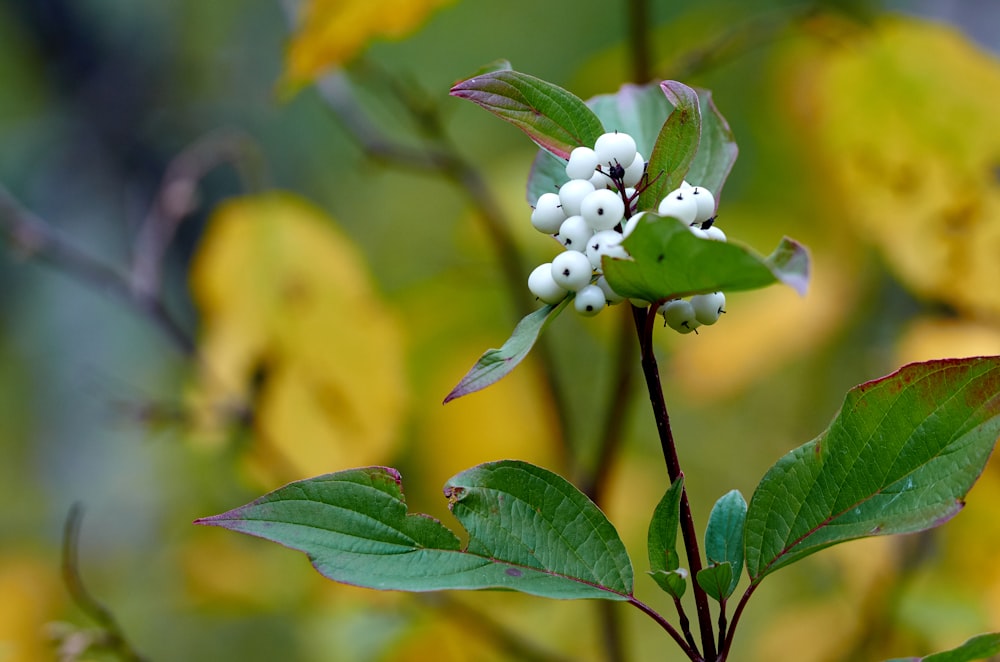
[527,130,728,333]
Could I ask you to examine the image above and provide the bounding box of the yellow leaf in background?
[895,316,1000,366]
[190,192,407,485]
[0,555,63,662]
[795,16,1000,319]
[284,0,456,88]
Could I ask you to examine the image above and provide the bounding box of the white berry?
[589,169,611,190]
[622,211,648,238]
[704,225,727,242]
[691,292,726,325]
[658,189,698,225]
[551,250,594,291]
[690,187,716,223]
[558,179,596,216]
[566,147,600,180]
[659,299,700,334]
[688,225,709,239]
[594,131,637,167]
[528,263,569,304]
[531,192,566,234]
[574,284,606,317]
[580,189,625,231]
[586,230,628,270]
[596,275,625,304]
[621,152,646,187]
[557,215,592,251]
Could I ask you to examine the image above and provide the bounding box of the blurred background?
[1,0,999,660]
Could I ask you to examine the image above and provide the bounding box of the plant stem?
[626,0,654,83]
[716,599,728,656]
[718,584,758,661]
[61,504,147,661]
[630,304,717,660]
[628,596,702,662]
[673,596,699,653]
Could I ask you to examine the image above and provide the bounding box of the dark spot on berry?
[597,207,605,215]
[591,242,600,251]
[562,269,571,276]
[564,238,572,245]
[609,163,625,179]
[586,305,594,311]
[700,216,716,230]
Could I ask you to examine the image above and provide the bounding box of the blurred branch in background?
[0,183,195,355]
[130,128,267,303]
[0,128,264,359]
[315,68,575,469]
[52,503,147,662]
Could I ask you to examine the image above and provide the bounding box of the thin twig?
[131,127,265,300]
[628,596,703,661]
[661,6,815,81]
[718,583,758,661]
[626,0,654,83]
[315,70,574,467]
[61,504,147,662]
[0,184,196,355]
[631,304,716,660]
[673,596,699,653]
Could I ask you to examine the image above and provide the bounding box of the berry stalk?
[631,303,717,661]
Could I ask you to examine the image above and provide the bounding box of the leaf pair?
[201,357,1000,611]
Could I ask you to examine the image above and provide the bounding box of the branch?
[628,596,703,661]
[60,504,147,662]
[131,128,265,300]
[631,304,717,660]
[0,184,196,355]
[315,70,574,467]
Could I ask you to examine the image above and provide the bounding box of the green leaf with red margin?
[636,81,701,214]
[746,357,1000,583]
[196,460,634,600]
[444,297,571,403]
[602,215,810,304]
[451,69,605,159]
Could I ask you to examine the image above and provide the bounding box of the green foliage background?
[0,0,998,660]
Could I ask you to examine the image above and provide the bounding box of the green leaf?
[602,215,810,304]
[444,297,570,402]
[450,69,605,159]
[648,475,685,573]
[526,149,567,206]
[527,82,672,205]
[196,460,634,601]
[685,89,738,205]
[587,83,675,158]
[649,564,688,599]
[637,81,701,214]
[884,632,1000,662]
[745,357,1000,583]
[647,476,686,598]
[695,562,733,602]
[704,490,746,599]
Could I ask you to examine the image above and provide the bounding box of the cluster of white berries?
[527,130,729,334]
